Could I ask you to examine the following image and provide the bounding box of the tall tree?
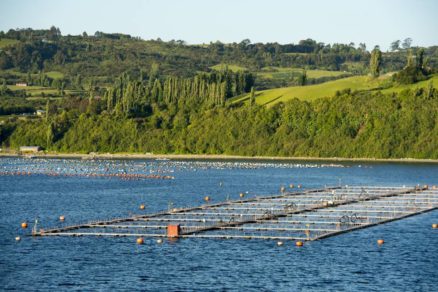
[417,48,425,70]
[45,97,50,122]
[390,40,400,51]
[249,87,255,107]
[402,38,412,49]
[46,122,54,149]
[370,46,382,78]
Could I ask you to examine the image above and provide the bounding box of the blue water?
[1,158,437,291]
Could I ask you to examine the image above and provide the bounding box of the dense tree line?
[3,85,437,159]
[1,28,437,88]
[393,48,432,84]
[1,28,438,159]
[102,70,255,117]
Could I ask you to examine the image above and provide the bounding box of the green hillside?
[258,66,350,79]
[210,63,248,72]
[234,74,438,106]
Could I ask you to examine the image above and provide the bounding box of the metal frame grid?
[34,185,438,241]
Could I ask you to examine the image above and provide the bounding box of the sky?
[1,0,437,50]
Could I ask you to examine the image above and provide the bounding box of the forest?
[0,27,437,159]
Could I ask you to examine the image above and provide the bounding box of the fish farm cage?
[29,185,438,241]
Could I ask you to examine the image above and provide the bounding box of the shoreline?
[1,152,438,163]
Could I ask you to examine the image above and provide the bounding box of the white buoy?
[156,239,163,244]
[15,236,21,241]
[277,241,284,246]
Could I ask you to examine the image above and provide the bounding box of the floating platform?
[32,185,438,241]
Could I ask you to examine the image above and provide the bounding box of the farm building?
[15,83,28,87]
[36,110,46,116]
[19,146,42,153]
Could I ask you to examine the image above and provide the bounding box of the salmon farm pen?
[30,185,438,241]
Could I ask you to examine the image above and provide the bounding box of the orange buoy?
[140,204,145,210]
[21,222,28,229]
[59,215,65,221]
[377,239,385,245]
[204,196,210,202]
[295,241,304,247]
[239,193,245,198]
[432,224,438,229]
[136,237,144,245]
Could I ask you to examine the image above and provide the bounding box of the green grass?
[45,71,64,79]
[258,66,350,80]
[210,63,247,72]
[7,85,83,97]
[283,52,310,56]
[7,85,48,91]
[26,96,62,101]
[233,76,378,105]
[0,38,19,48]
[234,74,438,106]
[381,75,438,94]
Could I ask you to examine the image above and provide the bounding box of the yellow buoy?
[21,222,28,229]
[136,237,144,245]
[15,236,21,241]
[239,193,245,198]
[140,204,145,210]
[432,224,438,229]
[277,241,284,246]
[59,215,65,221]
[377,239,385,245]
[204,196,210,202]
[295,241,304,247]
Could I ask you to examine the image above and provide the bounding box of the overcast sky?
[1,0,437,50]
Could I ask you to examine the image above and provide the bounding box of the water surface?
[1,158,437,291]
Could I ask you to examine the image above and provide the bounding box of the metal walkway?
[33,185,438,241]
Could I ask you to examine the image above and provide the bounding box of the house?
[15,83,28,87]
[19,146,41,153]
[36,110,46,116]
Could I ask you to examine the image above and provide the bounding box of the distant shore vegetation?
[1,28,437,159]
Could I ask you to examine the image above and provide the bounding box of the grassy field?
[6,85,83,97]
[283,52,309,56]
[44,71,64,79]
[7,85,58,96]
[1,70,64,80]
[233,74,438,106]
[381,75,438,94]
[258,66,350,79]
[210,63,247,72]
[7,85,48,91]
[0,38,19,48]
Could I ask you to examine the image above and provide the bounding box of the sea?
[1,157,437,291]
